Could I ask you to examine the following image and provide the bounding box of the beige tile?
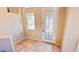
[14,39,61,52]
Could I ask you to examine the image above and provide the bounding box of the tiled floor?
[14,39,61,52]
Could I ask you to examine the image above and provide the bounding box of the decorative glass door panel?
[43,8,58,42]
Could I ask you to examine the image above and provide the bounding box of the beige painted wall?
[0,8,23,41]
[56,8,67,45]
[22,7,66,46]
[22,8,42,40]
[0,7,7,14]
[62,8,79,52]
[8,7,19,14]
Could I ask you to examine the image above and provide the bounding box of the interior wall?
[8,7,19,14]
[0,8,23,41]
[22,8,42,40]
[62,8,79,52]
[22,7,66,45]
[56,8,67,45]
[0,7,7,14]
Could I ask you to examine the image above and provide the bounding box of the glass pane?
[27,25,35,30]
[44,32,53,40]
[27,15,35,24]
[44,11,54,40]
[26,13,35,30]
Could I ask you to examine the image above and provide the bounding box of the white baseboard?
[25,36,61,46]
[14,34,61,46]
[13,32,25,45]
[14,37,25,45]
[25,36,54,43]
